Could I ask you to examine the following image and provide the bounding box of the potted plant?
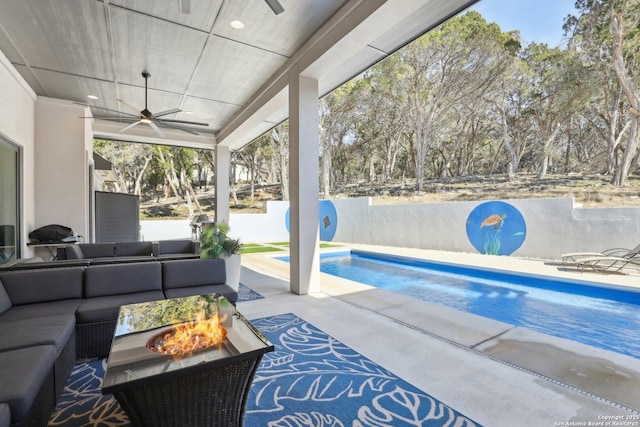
[199,221,242,291]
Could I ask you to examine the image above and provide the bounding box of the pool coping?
[246,244,640,412]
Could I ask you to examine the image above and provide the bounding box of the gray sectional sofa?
[56,239,200,263]
[0,256,236,427]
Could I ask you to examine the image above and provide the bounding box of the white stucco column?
[289,74,320,295]
[215,145,230,224]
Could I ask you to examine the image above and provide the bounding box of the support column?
[215,145,230,224]
[289,74,320,295]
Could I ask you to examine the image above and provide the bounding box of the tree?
[94,139,154,196]
[486,58,537,179]
[522,43,593,177]
[236,136,272,202]
[394,11,516,190]
[610,0,640,185]
[567,0,640,185]
[320,82,357,198]
[357,62,406,183]
[271,123,290,201]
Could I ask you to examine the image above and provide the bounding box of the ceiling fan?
[86,71,209,137]
[264,0,284,15]
[179,0,283,15]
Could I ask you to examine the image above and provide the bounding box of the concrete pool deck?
[237,244,640,426]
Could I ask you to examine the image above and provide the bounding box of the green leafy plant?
[199,222,242,259]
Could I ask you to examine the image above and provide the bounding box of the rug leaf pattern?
[49,312,480,427]
[246,314,479,427]
[238,283,264,301]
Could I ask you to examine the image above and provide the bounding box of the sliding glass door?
[0,138,19,264]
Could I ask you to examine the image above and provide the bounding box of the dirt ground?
[140,173,640,219]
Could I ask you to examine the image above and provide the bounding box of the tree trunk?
[611,8,640,186]
[133,156,151,196]
[322,142,331,199]
[157,149,182,199]
[499,103,519,179]
[180,167,202,214]
[368,155,376,183]
[229,160,239,206]
[250,162,255,202]
[607,87,623,174]
[271,126,289,201]
[538,123,562,178]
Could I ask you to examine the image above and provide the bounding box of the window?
[0,137,19,263]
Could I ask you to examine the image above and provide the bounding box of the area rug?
[238,282,264,301]
[49,313,480,427]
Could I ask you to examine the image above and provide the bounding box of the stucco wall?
[335,197,639,259]
[34,98,93,241]
[141,197,640,260]
[0,51,36,257]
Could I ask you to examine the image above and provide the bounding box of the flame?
[151,311,227,360]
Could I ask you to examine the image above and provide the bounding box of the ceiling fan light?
[230,20,245,29]
[140,118,152,124]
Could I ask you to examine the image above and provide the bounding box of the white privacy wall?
[140,197,640,260]
[336,197,640,259]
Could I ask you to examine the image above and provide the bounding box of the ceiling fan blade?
[265,0,284,15]
[155,120,200,136]
[155,118,209,127]
[80,115,138,122]
[179,0,190,14]
[117,99,141,115]
[88,105,139,118]
[119,121,142,133]
[148,121,166,137]
[153,108,182,118]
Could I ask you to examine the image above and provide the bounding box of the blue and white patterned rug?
[49,313,480,427]
[238,282,264,301]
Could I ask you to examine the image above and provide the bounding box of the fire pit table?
[102,294,273,427]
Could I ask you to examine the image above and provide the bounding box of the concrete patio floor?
[236,244,640,426]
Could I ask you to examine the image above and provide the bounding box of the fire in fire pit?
[147,311,227,359]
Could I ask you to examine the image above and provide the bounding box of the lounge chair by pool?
[561,243,640,264]
[575,255,640,274]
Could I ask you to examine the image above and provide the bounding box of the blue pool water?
[280,250,640,359]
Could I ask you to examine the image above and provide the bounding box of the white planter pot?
[223,253,241,292]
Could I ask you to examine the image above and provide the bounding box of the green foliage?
[199,222,242,259]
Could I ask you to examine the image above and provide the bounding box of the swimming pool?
[280,250,640,359]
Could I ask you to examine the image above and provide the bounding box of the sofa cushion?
[115,241,153,257]
[158,239,199,255]
[89,256,158,265]
[0,299,82,322]
[0,267,84,306]
[0,314,75,353]
[0,280,11,314]
[2,259,90,271]
[0,403,9,427]
[0,345,57,422]
[164,284,238,303]
[76,291,165,324]
[162,258,226,289]
[160,239,192,254]
[63,244,84,259]
[79,243,115,258]
[84,262,162,297]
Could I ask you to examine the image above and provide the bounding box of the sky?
[471,0,579,47]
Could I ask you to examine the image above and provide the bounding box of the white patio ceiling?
[0,0,476,150]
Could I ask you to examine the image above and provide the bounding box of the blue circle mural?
[466,201,526,256]
[285,200,338,242]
